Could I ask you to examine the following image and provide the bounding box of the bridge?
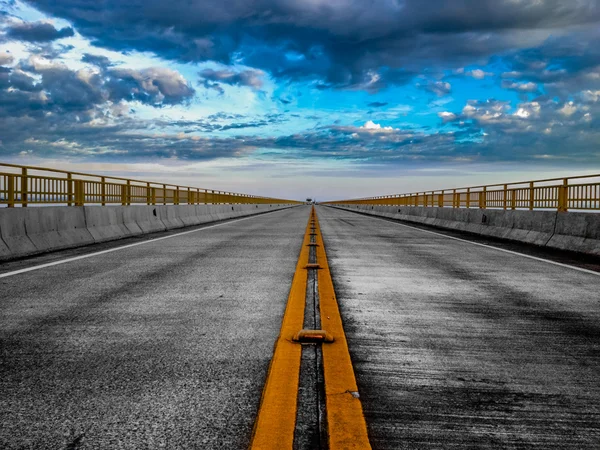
[1,163,600,449]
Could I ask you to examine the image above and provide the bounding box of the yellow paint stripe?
[249,210,312,449]
[314,209,372,450]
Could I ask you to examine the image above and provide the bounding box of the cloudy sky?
[1,0,600,200]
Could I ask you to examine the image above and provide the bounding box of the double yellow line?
[250,207,371,449]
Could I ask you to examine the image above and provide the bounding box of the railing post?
[188,187,191,205]
[452,189,457,208]
[101,177,106,206]
[175,187,179,205]
[511,189,516,210]
[151,187,156,205]
[126,180,131,206]
[438,191,443,207]
[480,186,487,209]
[67,173,73,206]
[147,182,151,205]
[21,168,28,207]
[503,184,508,210]
[75,180,84,206]
[121,183,126,206]
[529,181,534,211]
[466,188,471,208]
[7,174,15,207]
[558,178,569,212]
[163,184,167,205]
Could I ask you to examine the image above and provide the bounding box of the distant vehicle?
[306,198,312,203]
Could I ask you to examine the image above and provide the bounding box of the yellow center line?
[249,210,312,449]
[250,207,371,449]
[314,209,372,450]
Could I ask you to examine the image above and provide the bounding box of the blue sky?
[1,0,600,200]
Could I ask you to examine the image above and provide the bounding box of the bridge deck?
[1,205,599,448]
[0,207,308,449]
[318,206,600,449]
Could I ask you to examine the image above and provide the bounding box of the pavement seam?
[313,209,372,450]
[249,212,311,449]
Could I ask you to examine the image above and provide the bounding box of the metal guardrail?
[0,162,300,207]
[323,174,600,212]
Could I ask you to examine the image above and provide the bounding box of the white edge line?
[0,209,291,279]
[332,207,600,277]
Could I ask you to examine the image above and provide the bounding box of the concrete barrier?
[548,212,600,256]
[156,205,185,230]
[123,206,166,234]
[84,206,132,243]
[0,204,296,261]
[0,208,37,258]
[330,204,600,256]
[23,207,95,254]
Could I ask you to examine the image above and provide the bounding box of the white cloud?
[462,104,477,116]
[466,69,492,79]
[501,80,538,92]
[438,111,457,122]
[513,101,540,119]
[360,120,394,131]
[558,101,577,117]
[580,90,600,103]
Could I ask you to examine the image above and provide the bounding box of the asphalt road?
[3,204,600,449]
[317,205,600,449]
[0,206,310,449]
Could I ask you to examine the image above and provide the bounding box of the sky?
[1,0,600,200]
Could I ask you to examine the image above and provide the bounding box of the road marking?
[249,212,311,449]
[251,207,371,449]
[0,209,292,279]
[314,210,372,450]
[333,208,600,277]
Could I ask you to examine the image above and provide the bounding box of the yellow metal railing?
[323,174,600,212]
[0,162,300,207]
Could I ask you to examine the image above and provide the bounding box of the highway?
[1,204,600,449]
[318,206,600,449]
[0,207,308,449]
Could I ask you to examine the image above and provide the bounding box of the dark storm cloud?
[152,112,287,132]
[106,67,196,105]
[81,53,112,68]
[199,68,265,91]
[433,96,600,165]
[24,0,600,90]
[0,53,196,123]
[6,21,74,42]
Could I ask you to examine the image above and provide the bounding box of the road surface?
[317,205,600,449]
[1,204,600,449]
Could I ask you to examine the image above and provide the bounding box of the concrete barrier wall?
[0,203,296,261]
[329,204,600,256]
